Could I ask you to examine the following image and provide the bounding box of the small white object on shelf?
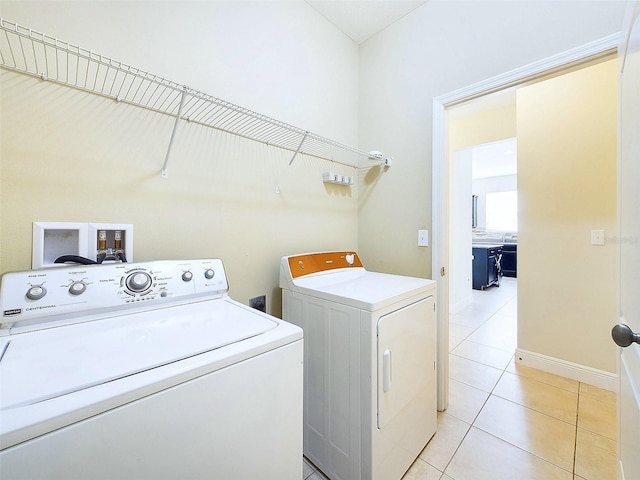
[323,172,353,185]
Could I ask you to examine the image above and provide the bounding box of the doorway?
[432,35,619,411]
[448,98,520,420]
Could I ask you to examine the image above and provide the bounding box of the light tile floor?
[302,277,618,480]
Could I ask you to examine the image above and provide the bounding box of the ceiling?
[306,0,428,44]
[472,138,518,179]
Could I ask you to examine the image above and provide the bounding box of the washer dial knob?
[204,269,215,280]
[182,271,193,282]
[26,285,47,300]
[69,282,87,296]
[126,272,152,292]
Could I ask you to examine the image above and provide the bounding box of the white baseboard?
[449,295,473,315]
[515,348,617,393]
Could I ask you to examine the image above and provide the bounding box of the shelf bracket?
[288,131,309,166]
[161,86,189,179]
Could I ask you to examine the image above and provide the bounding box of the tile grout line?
[438,352,515,478]
[465,422,578,477]
[447,341,583,473]
[475,350,579,477]
[437,281,518,479]
[573,383,582,477]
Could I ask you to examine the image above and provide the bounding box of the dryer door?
[377,296,435,429]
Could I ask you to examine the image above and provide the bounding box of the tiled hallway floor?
[303,277,618,480]
[403,277,617,480]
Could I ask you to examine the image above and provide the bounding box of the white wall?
[517,59,618,375]
[450,148,472,313]
[357,0,626,278]
[0,1,360,316]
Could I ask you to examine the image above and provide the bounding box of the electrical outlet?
[249,295,266,313]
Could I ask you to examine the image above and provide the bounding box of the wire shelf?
[0,18,374,175]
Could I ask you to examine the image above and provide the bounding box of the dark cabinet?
[501,244,517,277]
[472,244,503,290]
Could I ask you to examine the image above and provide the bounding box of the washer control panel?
[0,259,229,331]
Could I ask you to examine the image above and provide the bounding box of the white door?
[614,3,640,479]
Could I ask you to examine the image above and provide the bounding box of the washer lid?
[0,299,277,410]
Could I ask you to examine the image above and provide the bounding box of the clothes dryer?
[280,251,437,480]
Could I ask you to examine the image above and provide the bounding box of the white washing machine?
[0,259,303,480]
[280,251,437,480]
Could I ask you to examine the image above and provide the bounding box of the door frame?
[431,33,620,411]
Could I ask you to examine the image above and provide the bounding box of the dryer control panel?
[0,259,229,332]
[285,251,363,278]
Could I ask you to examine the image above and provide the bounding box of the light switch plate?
[591,229,605,246]
[418,229,429,247]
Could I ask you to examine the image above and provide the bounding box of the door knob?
[612,324,640,347]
